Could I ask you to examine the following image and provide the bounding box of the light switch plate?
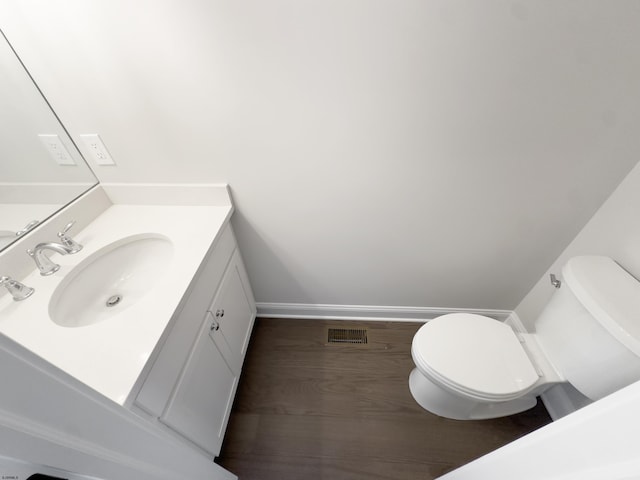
[80,134,116,166]
[38,134,76,166]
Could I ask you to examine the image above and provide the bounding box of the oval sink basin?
[49,234,174,328]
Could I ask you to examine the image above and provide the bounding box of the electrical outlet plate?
[80,134,116,166]
[38,134,76,166]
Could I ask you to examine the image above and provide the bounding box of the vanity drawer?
[133,222,236,416]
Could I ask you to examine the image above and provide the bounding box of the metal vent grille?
[327,328,368,344]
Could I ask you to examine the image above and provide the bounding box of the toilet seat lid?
[412,314,539,400]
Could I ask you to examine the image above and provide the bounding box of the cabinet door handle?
[215,309,225,318]
[210,319,220,331]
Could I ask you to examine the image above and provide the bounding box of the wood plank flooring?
[216,318,551,479]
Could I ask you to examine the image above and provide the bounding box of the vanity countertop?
[0,195,232,404]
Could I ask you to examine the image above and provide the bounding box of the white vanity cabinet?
[130,222,256,458]
[205,253,256,373]
[160,301,239,457]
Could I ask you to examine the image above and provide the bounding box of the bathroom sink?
[49,234,174,328]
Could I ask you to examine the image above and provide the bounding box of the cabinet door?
[134,224,236,416]
[160,317,238,457]
[208,251,256,373]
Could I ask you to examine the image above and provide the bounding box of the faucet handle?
[58,220,75,236]
[0,276,35,301]
[57,221,83,253]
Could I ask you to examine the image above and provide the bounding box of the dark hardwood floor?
[216,318,551,479]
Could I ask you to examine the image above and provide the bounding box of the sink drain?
[106,294,123,307]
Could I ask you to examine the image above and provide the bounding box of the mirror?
[0,29,98,251]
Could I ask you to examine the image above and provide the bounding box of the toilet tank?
[535,256,640,400]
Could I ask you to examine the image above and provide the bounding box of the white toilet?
[409,256,640,420]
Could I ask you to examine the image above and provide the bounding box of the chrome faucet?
[55,220,83,253]
[0,276,34,301]
[27,221,83,276]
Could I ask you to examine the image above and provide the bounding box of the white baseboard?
[256,302,513,322]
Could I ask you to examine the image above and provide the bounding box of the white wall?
[2,1,640,310]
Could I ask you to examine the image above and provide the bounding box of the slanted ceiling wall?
[517,158,640,330]
[2,1,640,311]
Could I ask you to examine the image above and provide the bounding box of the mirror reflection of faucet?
[0,275,35,301]
[27,221,83,276]
[15,219,40,237]
[0,220,42,249]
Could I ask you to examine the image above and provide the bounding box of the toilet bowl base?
[409,368,537,420]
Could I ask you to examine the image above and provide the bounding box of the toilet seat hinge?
[516,332,543,377]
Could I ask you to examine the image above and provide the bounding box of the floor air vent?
[327,328,368,344]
